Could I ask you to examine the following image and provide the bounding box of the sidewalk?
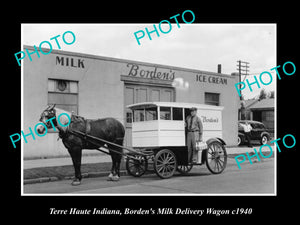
[24,144,274,170]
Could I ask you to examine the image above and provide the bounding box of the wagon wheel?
[126,154,148,177]
[206,141,227,174]
[177,164,193,174]
[154,149,177,179]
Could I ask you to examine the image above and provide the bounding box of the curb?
[23,170,128,185]
[24,176,59,185]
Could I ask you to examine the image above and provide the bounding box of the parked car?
[238,120,270,146]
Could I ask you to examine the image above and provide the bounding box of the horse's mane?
[53,107,73,129]
[55,107,72,117]
[71,114,85,123]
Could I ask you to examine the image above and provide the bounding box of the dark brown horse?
[37,105,125,185]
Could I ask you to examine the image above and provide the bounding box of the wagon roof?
[127,102,224,110]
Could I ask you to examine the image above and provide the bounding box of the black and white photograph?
[20,23,276,195]
[5,5,298,220]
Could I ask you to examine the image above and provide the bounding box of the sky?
[22,23,276,99]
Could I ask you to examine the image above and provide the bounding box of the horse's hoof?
[107,173,113,181]
[71,179,81,186]
[111,175,120,181]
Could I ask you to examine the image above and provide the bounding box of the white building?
[22,45,239,158]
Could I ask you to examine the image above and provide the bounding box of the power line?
[243,71,277,75]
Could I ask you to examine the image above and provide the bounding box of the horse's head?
[37,104,57,134]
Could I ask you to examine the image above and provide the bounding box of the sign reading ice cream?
[196,74,227,85]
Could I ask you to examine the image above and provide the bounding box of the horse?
[36,104,125,186]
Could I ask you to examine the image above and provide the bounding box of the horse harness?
[58,114,90,142]
[56,113,123,148]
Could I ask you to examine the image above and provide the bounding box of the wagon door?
[124,86,135,147]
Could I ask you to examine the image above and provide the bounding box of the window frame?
[133,108,145,122]
[159,106,172,120]
[145,106,158,121]
[205,92,220,106]
[47,78,79,115]
[172,107,183,121]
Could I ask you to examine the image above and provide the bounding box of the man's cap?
[190,107,197,111]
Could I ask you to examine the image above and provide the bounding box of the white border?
[21,23,277,196]
[21,24,25,196]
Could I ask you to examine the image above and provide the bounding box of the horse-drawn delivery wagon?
[38,102,227,185]
[125,102,227,179]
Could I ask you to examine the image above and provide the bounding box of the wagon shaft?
[69,130,152,157]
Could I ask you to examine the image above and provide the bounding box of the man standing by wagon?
[240,121,253,147]
[186,107,203,163]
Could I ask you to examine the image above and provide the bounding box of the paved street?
[23,157,275,195]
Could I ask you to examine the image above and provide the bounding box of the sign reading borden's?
[197,109,222,131]
[126,63,175,81]
[194,105,223,141]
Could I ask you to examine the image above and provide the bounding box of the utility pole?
[236,60,250,100]
[237,60,250,120]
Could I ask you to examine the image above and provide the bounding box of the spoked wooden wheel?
[177,164,193,174]
[206,141,227,174]
[126,154,148,177]
[154,149,177,179]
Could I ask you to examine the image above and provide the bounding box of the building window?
[126,112,132,123]
[264,111,274,121]
[205,92,220,106]
[57,80,67,91]
[48,79,78,114]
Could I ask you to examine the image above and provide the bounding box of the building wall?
[23,46,239,158]
[251,109,274,134]
[174,71,239,146]
[23,47,125,158]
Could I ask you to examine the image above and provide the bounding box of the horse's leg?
[110,153,120,181]
[111,140,123,181]
[68,146,82,186]
[116,139,124,178]
[115,154,122,178]
[107,152,116,181]
[108,149,119,181]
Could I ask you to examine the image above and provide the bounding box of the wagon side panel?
[158,120,185,146]
[132,121,159,147]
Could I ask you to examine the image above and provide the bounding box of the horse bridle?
[39,108,57,128]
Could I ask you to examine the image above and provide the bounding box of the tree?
[258,89,268,101]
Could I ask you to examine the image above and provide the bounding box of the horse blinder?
[39,109,57,128]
